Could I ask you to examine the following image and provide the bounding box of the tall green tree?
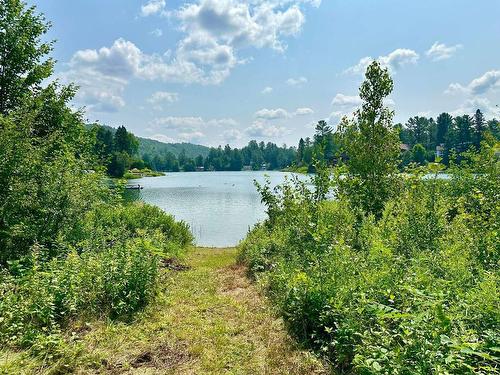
[339,61,400,217]
[473,109,485,148]
[113,125,138,155]
[0,0,54,115]
[406,116,430,147]
[454,115,473,151]
[436,112,453,145]
[297,137,305,165]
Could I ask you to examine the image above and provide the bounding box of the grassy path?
[1,248,327,374]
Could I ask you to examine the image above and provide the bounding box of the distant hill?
[88,124,210,159]
[138,137,210,159]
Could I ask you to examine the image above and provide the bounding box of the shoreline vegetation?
[1,248,328,374]
[238,63,499,374]
[0,1,498,374]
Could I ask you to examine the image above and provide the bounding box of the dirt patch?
[130,342,192,370]
[218,264,252,297]
[161,257,191,271]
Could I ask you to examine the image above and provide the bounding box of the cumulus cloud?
[147,115,239,144]
[245,120,287,138]
[294,107,314,115]
[261,86,273,94]
[344,48,419,75]
[148,91,179,110]
[331,93,362,107]
[446,70,500,96]
[286,76,307,86]
[426,41,463,61]
[65,0,321,112]
[451,97,498,117]
[152,116,238,131]
[176,0,308,52]
[254,107,290,120]
[222,128,244,142]
[153,116,205,130]
[141,0,166,17]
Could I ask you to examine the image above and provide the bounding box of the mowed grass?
[0,248,328,374]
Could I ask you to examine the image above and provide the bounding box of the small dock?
[125,184,144,190]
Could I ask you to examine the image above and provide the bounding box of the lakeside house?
[436,144,445,158]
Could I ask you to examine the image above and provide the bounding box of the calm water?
[127,171,305,247]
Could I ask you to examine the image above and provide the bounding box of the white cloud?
[141,0,166,17]
[446,70,500,96]
[149,134,176,143]
[294,107,314,116]
[254,107,290,120]
[152,116,238,131]
[327,111,345,124]
[176,0,308,53]
[63,1,322,113]
[245,120,287,138]
[150,28,163,37]
[261,86,273,94]
[64,0,320,113]
[426,41,462,61]
[344,48,419,75]
[222,128,244,142]
[445,82,467,95]
[451,97,498,117]
[286,76,307,86]
[154,116,205,130]
[417,110,432,117]
[331,93,362,107]
[148,91,179,110]
[178,131,205,142]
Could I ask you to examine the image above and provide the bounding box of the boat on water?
[125,184,144,190]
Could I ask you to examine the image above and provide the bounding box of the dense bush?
[0,202,193,349]
[239,148,499,374]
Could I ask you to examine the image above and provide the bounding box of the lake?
[126,171,305,247]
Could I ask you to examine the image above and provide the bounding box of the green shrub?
[239,152,500,374]
[0,202,193,350]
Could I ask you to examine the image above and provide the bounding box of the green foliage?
[0,0,193,359]
[0,88,108,265]
[240,149,500,373]
[411,143,427,165]
[0,0,54,115]
[0,202,193,349]
[240,63,499,374]
[338,61,401,217]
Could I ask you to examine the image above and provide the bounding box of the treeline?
[142,140,296,172]
[93,123,296,175]
[0,0,192,363]
[94,112,499,178]
[240,61,499,374]
[295,111,499,171]
[398,111,499,165]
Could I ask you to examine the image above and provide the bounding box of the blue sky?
[34,0,500,147]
